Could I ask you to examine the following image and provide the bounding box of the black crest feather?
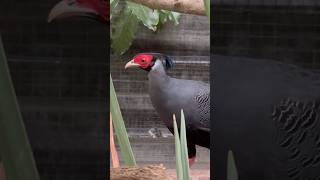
[140,52,174,70]
[162,55,174,70]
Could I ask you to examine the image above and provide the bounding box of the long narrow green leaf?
[180,109,190,180]
[173,114,183,180]
[227,150,238,180]
[203,0,210,20]
[110,75,136,166]
[0,36,40,180]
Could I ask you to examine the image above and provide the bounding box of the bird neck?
[148,61,170,88]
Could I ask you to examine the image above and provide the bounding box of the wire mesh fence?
[110,14,210,168]
[213,0,320,70]
[0,0,107,179]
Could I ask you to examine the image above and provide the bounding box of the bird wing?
[272,98,320,179]
[212,55,320,179]
[193,83,210,133]
[185,81,210,149]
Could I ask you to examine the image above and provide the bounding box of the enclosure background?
[0,1,107,179]
[111,14,210,169]
[213,0,320,70]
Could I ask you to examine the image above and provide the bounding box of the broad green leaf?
[227,150,238,180]
[203,0,210,20]
[159,10,169,23]
[111,3,180,54]
[157,10,169,29]
[127,1,159,31]
[180,109,190,180]
[173,114,183,180]
[167,11,180,25]
[111,7,139,55]
[159,10,180,26]
[110,0,119,17]
[0,36,40,180]
[110,75,136,166]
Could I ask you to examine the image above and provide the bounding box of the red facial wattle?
[133,54,154,70]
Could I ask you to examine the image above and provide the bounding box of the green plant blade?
[111,6,139,55]
[203,0,210,20]
[0,36,40,180]
[180,109,190,180]
[173,114,183,180]
[227,150,238,180]
[127,1,159,31]
[110,75,136,166]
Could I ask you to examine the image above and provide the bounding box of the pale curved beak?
[48,0,98,23]
[125,60,140,69]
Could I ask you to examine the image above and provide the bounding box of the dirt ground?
[110,164,210,180]
[110,164,174,180]
[166,169,210,180]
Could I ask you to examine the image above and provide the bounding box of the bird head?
[48,0,108,23]
[125,53,174,72]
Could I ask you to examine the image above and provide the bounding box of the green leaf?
[127,2,159,31]
[173,114,183,180]
[111,3,181,54]
[110,75,136,166]
[0,35,40,180]
[157,10,180,29]
[157,11,169,29]
[227,150,238,180]
[167,11,180,25]
[203,0,210,20]
[110,0,119,17]
[180,109,190,180]
[111,6,139,55]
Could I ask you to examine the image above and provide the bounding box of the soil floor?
[166,169,210,180]
[110,164,210,180]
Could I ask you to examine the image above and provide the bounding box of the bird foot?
[189,156,196,167]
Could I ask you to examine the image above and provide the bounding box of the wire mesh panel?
[213,0,320,70]
[0,0,107,179]
[111,14,210,168]
[111,14,210,130]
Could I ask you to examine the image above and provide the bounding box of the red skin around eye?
[133,54,154,70]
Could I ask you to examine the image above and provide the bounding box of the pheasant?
[125,53,210,166]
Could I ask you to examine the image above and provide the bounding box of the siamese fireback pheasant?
[213,55,320,180]
[125,53,210,166]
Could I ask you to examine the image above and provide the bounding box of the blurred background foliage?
[110,0,180,55]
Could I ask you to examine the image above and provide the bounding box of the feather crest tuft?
[163,56,174,70]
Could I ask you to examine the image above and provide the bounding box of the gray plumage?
[148,58,210,157]
[213,55,320,180]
